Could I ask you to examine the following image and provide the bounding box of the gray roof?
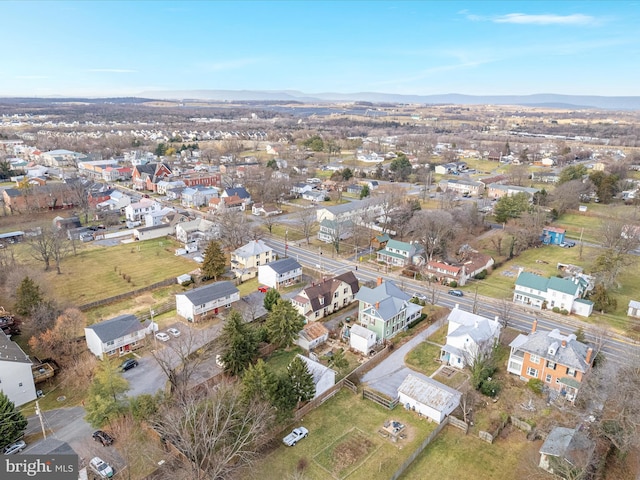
[86,314,145,343]
[179,281,239,305]
[629,299,640,309]
[356,280,418,321]
[446,307,500,344]
[233,240,272,259]
[0,330,31,364]
[540,427,595,467]
[509,328,590,372]
[266,257,302,274]
[398,374,461,411]
[321,198,373,216]
[296,354,335,386]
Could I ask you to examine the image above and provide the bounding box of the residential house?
[437,178,484,197]
[251,203,282,217]
[377,239,423,267]
[397,374,461,424]
[156,180,186,195]
[221,187,252,206]
[181,172,221,188]
[512,270,593,316]
[84,314,148,359]
[291,183,314,196]
[175,218,216,245]
[316,198,383,223]
[440,305,501,367]
[508,320,594,402]
[541,226,566,245]
[53,215,81,231]
[302,190,327,203]
[78,159,119,180]
[175,281,240,322]
[209,194,245,213]
[627,300,640,318]
[349,324,377,355]
[132,162,172,192]
[539,427,595,478]
[2,184,75,213]
[486,184,539,200]
[295,354,336,399]
[95,189,131,212]
[258,257,303,290]
[39,149,85,167]
[181,186,218,208]
[346,184,363,195]
[132,223,174,241]
[125,199,162,222]
[371,233,390,250]
[291,271,359,322]
[531,171,560,184]
[355,278,422,342]
[0,330,37,407]
[427,251,494,287]
[295,322,329,351]
[144,206,175,227]
[231,239,276,280]
[317,218,353,243]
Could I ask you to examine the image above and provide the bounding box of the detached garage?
[397,374,461,424]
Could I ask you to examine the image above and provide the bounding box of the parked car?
[412,292,427,302]
[257,285,269,293]
[155,332,170,342]
[560,241,576,248]
[3,440,26,455]
[119,359,138,372]
[167,328,181,337]
[92,430,114,446]
[283,427,308,446]
[90,457,114,478]
[448,289,464,297]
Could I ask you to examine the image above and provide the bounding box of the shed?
[397,374,461,424]
[295,354,336,399]
[349,324,376,355]
[296,322,329,351]
[176,274,192,285]
[539,427,595,476]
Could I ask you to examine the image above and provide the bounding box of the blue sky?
[1,1,638,97]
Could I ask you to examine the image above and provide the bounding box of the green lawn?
[245,389,439,480]
[264,347,304,375]
[404,342,443,377]
[400,426,548,480]
[39,238,195,306]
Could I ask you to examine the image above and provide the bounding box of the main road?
[265,238,639,366]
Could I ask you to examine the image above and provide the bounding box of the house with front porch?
[355,278,422,342]
[291,271,359,322]
[513,270,593,316]
[541,226,566,245]
[175,281,240,322]
[507,320,593,402]
[376,239,423,267]
[84,314,148,359]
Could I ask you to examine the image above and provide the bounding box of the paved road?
[360,317,447,398]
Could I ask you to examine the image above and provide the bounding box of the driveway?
[359,317,447,398]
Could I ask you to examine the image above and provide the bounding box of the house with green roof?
[513,270,593,317]
[377,239,423,267]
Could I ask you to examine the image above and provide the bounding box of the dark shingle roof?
[180,281,239,305]
[302,271,359,314]
[266,257,302,274]
[86,314,145,343]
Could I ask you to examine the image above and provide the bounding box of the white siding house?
[84,314,148,359]
[175,281,240,322]
[397,374,461,424]
[258,257,302,290]
[0,331,37,407]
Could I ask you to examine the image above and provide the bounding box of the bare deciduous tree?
[216,210,253,250]
[295,208,317,246]
[410,209,455,262]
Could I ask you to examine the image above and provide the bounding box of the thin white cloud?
[15,75,49,80]
[88,69,136,73]
[494,13,597,25]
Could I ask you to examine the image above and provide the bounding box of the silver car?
[3,440,26,455]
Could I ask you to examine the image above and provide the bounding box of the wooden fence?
[478,416,509,444]
[78,277,177,311]
[447,415,469,434]
[362,388,398,410]
[510,416,533,433]
[389,417,450,480]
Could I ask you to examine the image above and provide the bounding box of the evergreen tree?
[0,391,27,447]
[220,310,259,376]
[359,184,370,199]
[263,288,281,312]
[328,349,349,374]
[201,240,226,281]
[287,356,315,403]
[265,299,305,348]
[269,374,298,422]
[242,359,276,403]
[85,358,129,428]
[14,276,43,316]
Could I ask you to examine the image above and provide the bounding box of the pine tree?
[0,391,27,447]
[287,356,315,403]
[84,358,129,428]
[220,310,258,376]
[242,359,276,403]
[265,299,305,348]
[14,276,43,316]
[263,288,281,312]
[201,240,226,281]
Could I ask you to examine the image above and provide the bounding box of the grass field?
[404,342,442,377]
[245,389,439,480]
[38,238,195,306]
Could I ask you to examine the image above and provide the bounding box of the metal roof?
[397,374,461,411]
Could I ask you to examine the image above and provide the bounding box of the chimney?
[375,301,380,310]
[455,303,459,309]
[561,339,567,348]
[495,316,500,323]
[377,277,383,286]
[531,319,538,333]
[586,347,593,364]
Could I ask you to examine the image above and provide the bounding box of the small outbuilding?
[349,323,377,355]
[397,374,461,424]
[539,427,595,477]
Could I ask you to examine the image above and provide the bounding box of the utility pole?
[35,400,46,439]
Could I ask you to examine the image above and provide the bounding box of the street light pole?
[151,309,157,351]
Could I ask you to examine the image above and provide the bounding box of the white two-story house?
[84,314,148,359]
[175,281,240,322]
[513,270,593,317]
[0,330,37,407]
[258,257,303,290]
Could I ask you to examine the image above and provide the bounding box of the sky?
[1,0,639,98]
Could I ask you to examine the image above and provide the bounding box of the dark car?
[92,430,114,446]
[120,359,138,372]
[448,289,464,297]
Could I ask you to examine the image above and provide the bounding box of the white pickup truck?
[282,427,308,446]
